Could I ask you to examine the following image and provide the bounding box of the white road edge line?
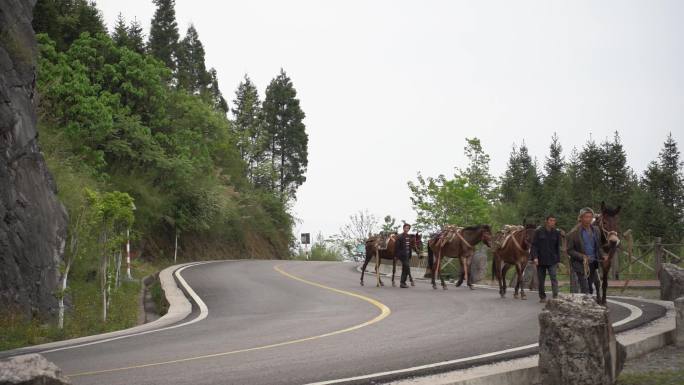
[305,296,642,385]
[38,261,213,354]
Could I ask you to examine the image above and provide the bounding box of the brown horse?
[492,224,536,299]
[427,225,492,290]
[360,233,423,287]
[595,201,621,305]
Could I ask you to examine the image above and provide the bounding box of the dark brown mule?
[360,233,423,287]
[595,201,621,305]
[492,224,536,299]
[427,225,492,290]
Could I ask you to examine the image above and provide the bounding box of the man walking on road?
[532,214,561,302]
[566,207,606,294]
[395,223,413,288]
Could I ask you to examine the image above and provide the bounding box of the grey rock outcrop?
[659,263,684,301]
[0,0,68,318]
[539,294,625,385]
[0,354,71,385]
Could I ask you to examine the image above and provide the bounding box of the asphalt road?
[40,260,660,385]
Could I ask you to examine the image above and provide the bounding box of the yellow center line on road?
[68,263,391,378]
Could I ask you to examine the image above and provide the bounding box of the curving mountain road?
[36,260,661,385]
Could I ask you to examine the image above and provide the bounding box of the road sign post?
[301,233,311,260]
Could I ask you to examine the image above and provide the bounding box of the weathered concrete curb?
[612,297,675,360]
[389,298,675,385]
[0,262,200,358]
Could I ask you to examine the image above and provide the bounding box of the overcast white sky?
[97,0,684,238]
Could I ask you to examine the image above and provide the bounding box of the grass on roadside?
[150,279,169,316]
[618,370,684,385]
[0,258,171,352]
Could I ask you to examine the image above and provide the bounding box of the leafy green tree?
[148,0,179,71]
[176,25,210,93]
[84,188,135,321]
[408,173,490,232]
[262,69,308,200]
[458,137,495,201]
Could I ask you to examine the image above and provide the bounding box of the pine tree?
[231,75,264,181]
[205,68,228,114]
[541,133,574,229]
[33,0,106,51]
[262,69,308,200]
[500,143,535,202]
[112,13,130,48]
[500,145,522,203]
[601,131,633,205]
[544,133,564,180]
[148,0,179,71]
[176,24,211,93]
[577,137,606,209]
[127,18,146,55]
[518,147,543,222]
[498,142,543,223]
[642,133,684,241]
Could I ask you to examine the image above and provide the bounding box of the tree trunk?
[271,139,276,191]
[58,265,70,329]
[101,229,108,322]
[115,249,122,288]
[280,151,285,199]
[174,229,179,263]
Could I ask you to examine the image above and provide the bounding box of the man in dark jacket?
[532,214,561,302]
[566,207,606,294]
[395,223,412,288]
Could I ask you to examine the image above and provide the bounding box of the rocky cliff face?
[0,0,68,319]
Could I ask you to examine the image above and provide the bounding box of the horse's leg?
[464,256,473,290]
[513,263,519,299]
[601,264,609,305]
[495,257,505,298]
[440,255,447,290]
[431,251,438,290]
[503,264,518,299]
[375,250,381,287]
[360,254,370,286]
[517,262,526,300]
[455,258,464,287]
[392,258,397,287]
[434,252,442,290]
[409,267,415,286]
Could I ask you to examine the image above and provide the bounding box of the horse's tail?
[491,253,496,280]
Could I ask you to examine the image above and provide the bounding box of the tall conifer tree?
[262,69,308,200]
[148,0,179,71]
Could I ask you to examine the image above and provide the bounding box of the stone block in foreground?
[660,263,684,301]
[539,294,625,385]
[0,354,71,385]
[675,296,684,347]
